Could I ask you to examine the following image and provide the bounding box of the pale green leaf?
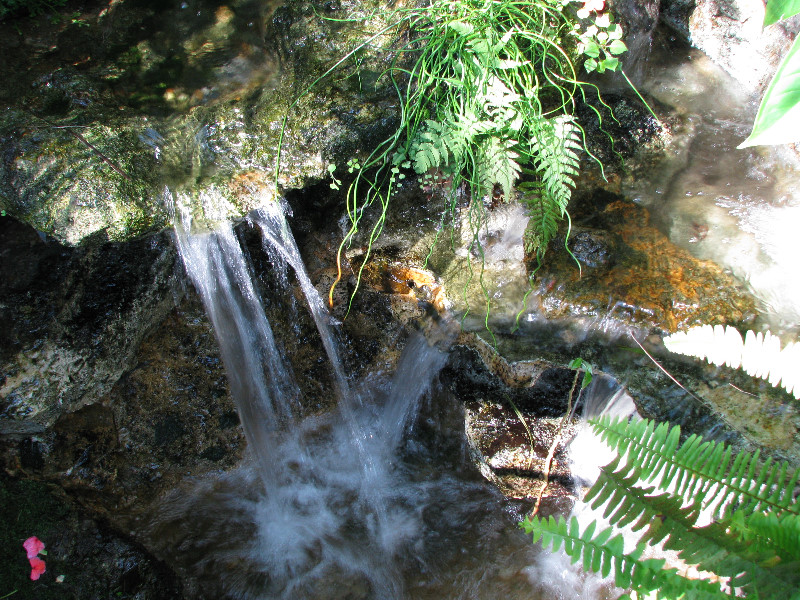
[607,24,624,40]
[447,20,474,36]
[608,39,628,56]
[764,0,800,26]
[583,40,601,58]
[600,57,620,72]
[739,36,800,148]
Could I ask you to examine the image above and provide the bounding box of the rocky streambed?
[1,0,799,598]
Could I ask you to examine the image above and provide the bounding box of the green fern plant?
[314,0,626,312]
[663,325,800,399]
[523,416,800,599]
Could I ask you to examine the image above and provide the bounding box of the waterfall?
[164,190,462,598]
[157,189,630,600]
[172,195,299,484]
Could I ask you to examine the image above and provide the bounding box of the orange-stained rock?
[529,198,756,333]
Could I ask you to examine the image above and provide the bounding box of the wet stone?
[529,193,757,333]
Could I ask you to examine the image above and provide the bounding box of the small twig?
[630,334,707,405]
[728,383,758,397]
[25,112,133,181]
[631,333,758,445]
[530,368,583,517]
[504,395,536,470]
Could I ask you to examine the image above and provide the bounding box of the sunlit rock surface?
[0,0,401,245]
[687,0,799,92]
[530,193,756,332]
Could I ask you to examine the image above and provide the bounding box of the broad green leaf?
[582,40,600,58]
[739,36,800,148]
[600,57,620,72]
[607,24,624,40]
[764,0,800,26]
[608,39,628,56]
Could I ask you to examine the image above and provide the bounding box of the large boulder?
[0,0,402,245]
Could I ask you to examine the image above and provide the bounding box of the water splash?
[163,190,501,598]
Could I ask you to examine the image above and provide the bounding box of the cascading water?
[157,190,517,599]
[172,194,299,484]
[152,188,644,599]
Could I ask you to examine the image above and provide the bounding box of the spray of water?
[159,190,504,599]
[150,189,654,599]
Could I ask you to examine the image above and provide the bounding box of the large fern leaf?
[410,113,484,176]
[476,136,520,197]
[522,515,732,600]
[410,120,450,174]
[591,416,800,517]
[586,457,777,589]
[520,181,563,259]
[528,114,581,213]
[663,324,800,399]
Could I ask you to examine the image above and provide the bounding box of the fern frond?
[728,510,800,564]
[520,182,561,259]
[476,136,520,197]
[410,120,449,173]
[591,416,800,517]
[663,325,800,399]
[522,515,731,600]
[528,114,581,213]
[586,458,763,586]
[410,115,482,175]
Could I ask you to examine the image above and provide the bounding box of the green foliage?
[577,12,628,74]
[663,325,800,399]
[520,114,582,260]
[739,0,800,148]
[523,416,800,599]
[764,0,800,26]
[0,0,66,20]
[317,0,624,309]
[569,356,593,390]
[524,514,730,599]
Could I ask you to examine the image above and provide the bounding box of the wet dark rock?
[576,88,677,182]
[0,215,179,432]
[0,474,180,600]
[567,227,616,269]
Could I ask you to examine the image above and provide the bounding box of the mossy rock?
[0,0,402,245]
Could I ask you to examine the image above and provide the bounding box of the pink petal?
[29,557,46,581]
[23,536,45,560]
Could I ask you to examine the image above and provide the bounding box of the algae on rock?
[0,0,401,245]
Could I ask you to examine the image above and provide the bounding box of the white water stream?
[155,189,634,599]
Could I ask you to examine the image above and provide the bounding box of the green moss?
[0,0,66,20]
